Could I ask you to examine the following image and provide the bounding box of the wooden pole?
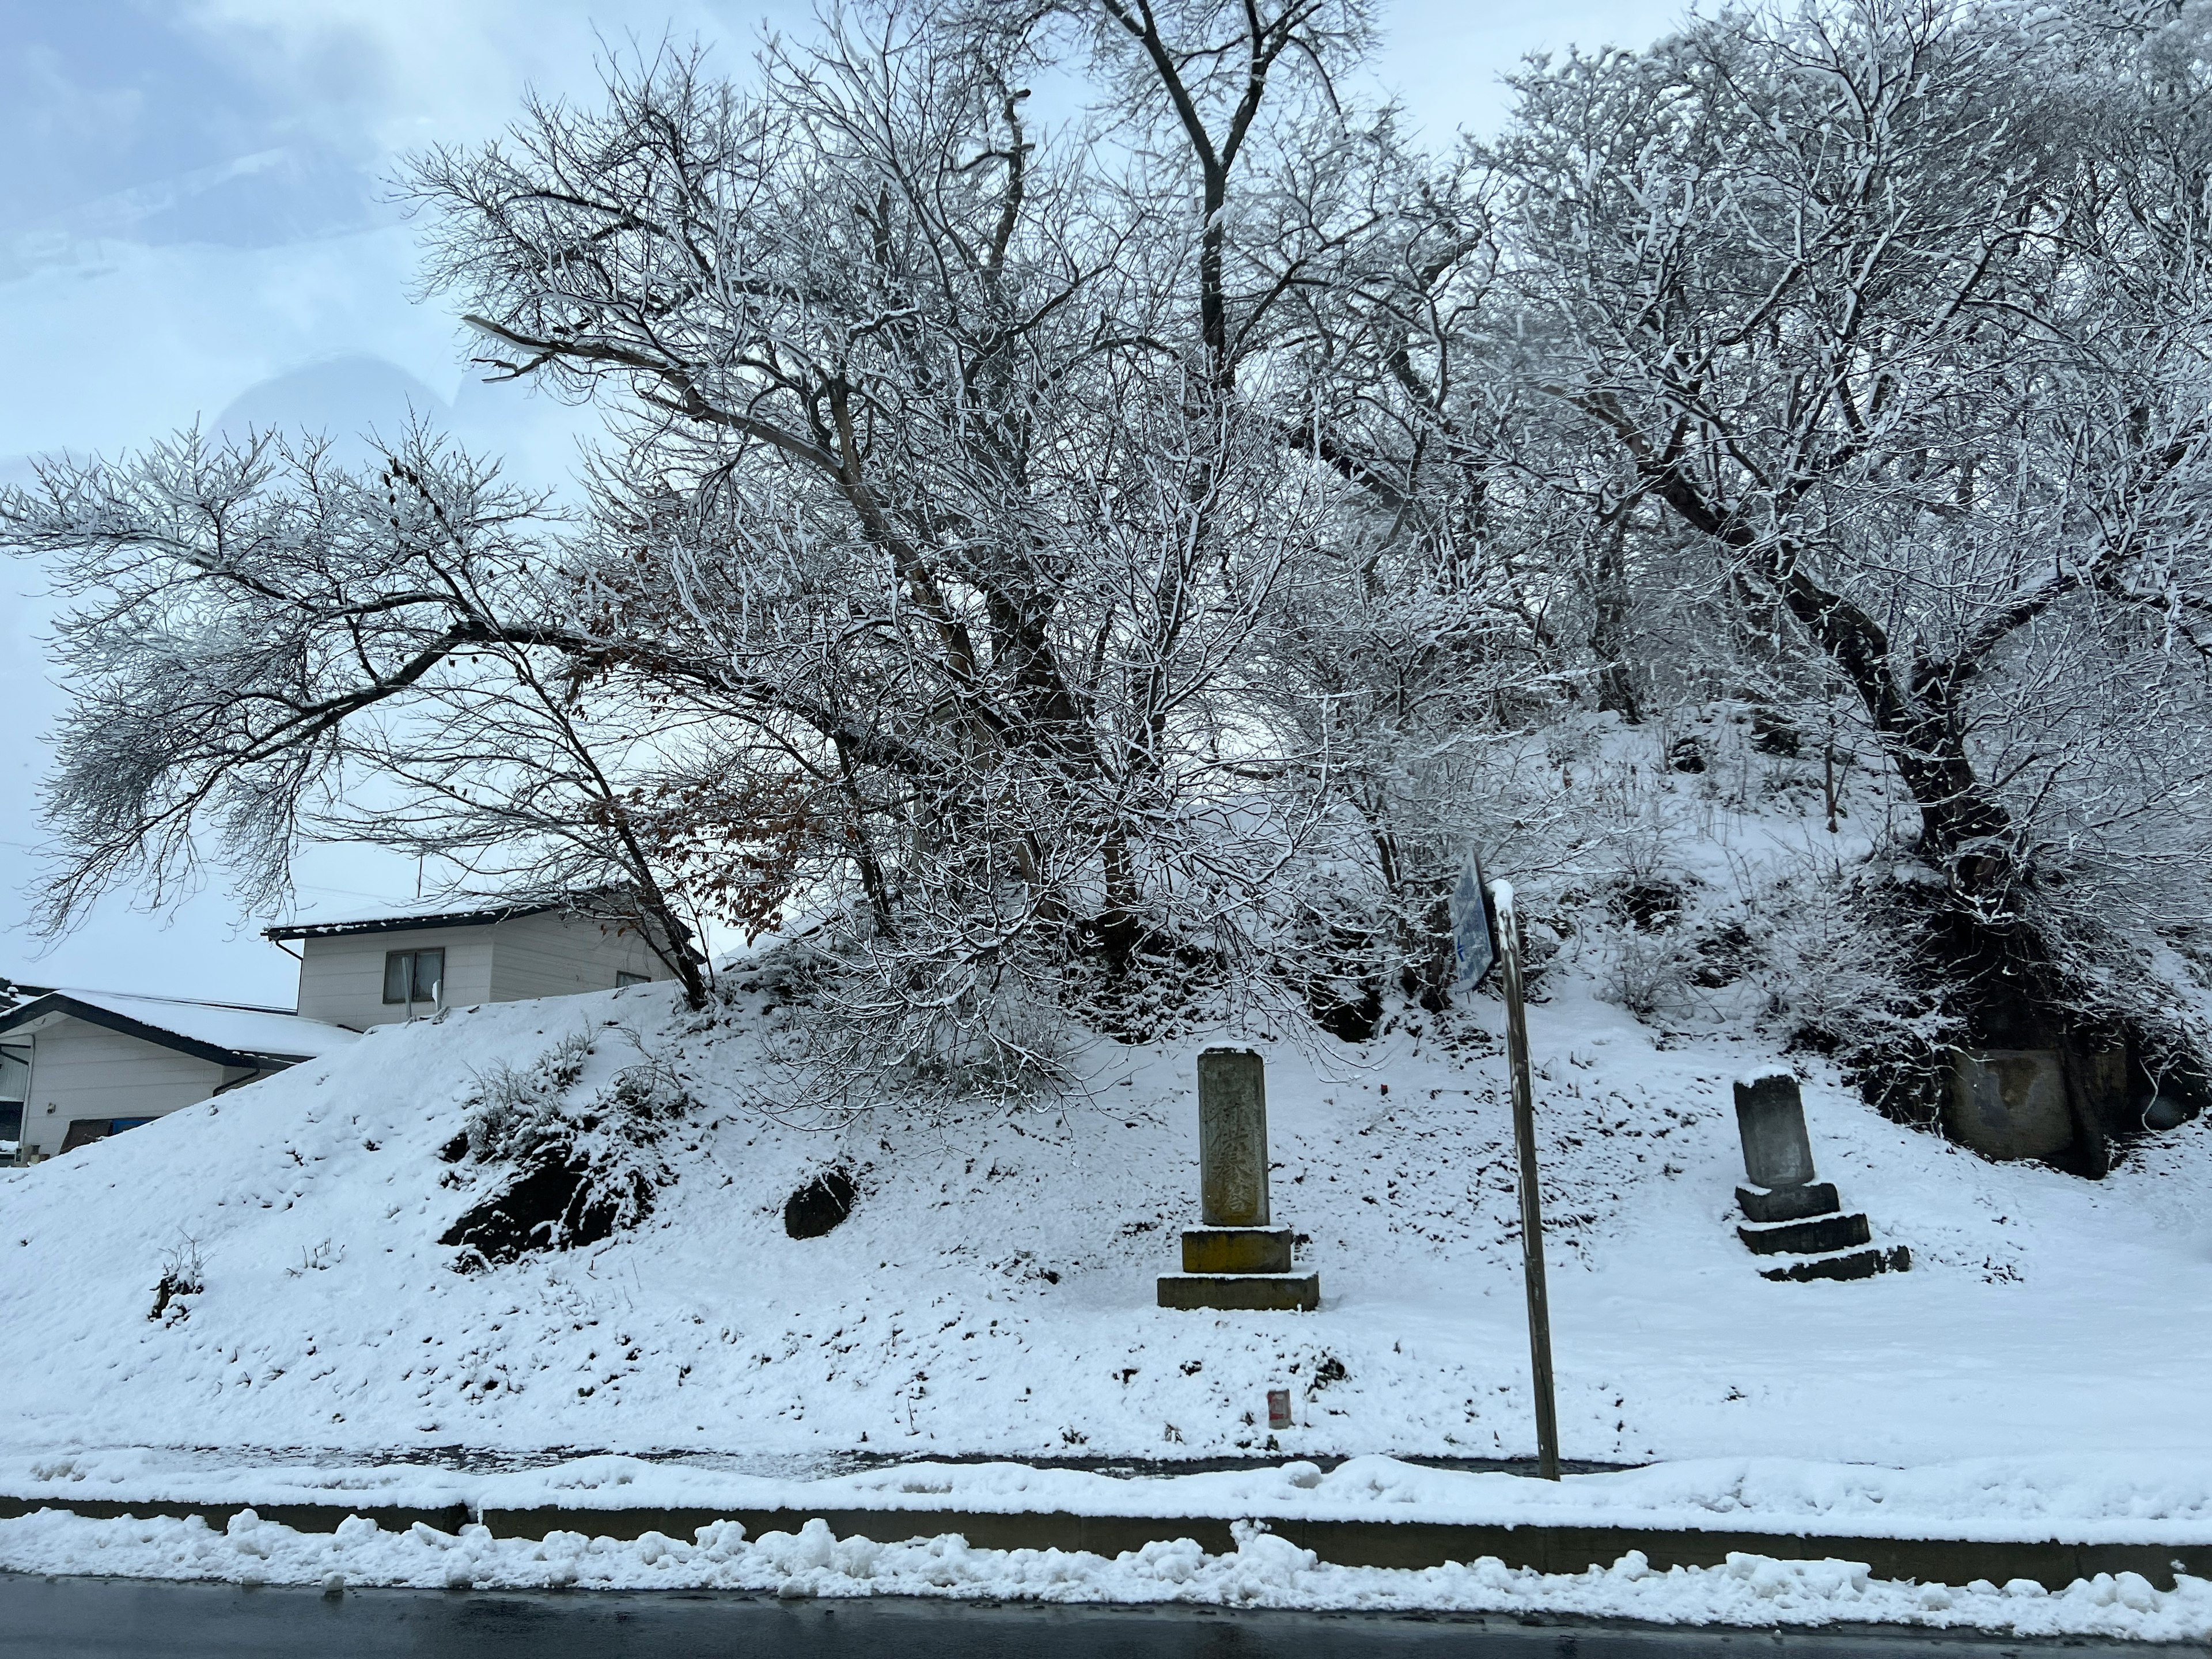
[1490,879,1561,1481]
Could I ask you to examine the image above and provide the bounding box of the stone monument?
[1199,1047,1270,1228]
[1733,1070,1828,1217]
[1732,1069,1908,1282]
[1157,1049,1319,1311]
[1943,1048,2073,1162]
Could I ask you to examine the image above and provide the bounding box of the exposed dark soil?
[783,1168,857,1239]
[442,1154,650,1266]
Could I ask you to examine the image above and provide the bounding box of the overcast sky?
[0,0,1681,1005]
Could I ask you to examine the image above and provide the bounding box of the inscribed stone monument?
[1158,1048,1318,1312]
[1944,1048,2073,1162]
[1730,1069,1910,1282]
[1198,1047,1269,1228]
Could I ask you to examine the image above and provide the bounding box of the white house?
[0,991,359,1164]
[0,899,694,1165]
[264,899,688,1032]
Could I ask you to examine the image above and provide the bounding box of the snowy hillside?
[3,949,2210,1472]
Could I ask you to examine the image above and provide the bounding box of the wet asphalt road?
[0,1576,2193,1659]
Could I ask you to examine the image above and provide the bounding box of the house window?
[616,971,649,988]
[382,948,446,1005]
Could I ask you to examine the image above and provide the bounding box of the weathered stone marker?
[1158,1048,1319,1313]
[1944,1049,2073,1162]
[1732,1069,1908,1283]
[1734,1069,1817,1191]
[1198,1048,1269,1228]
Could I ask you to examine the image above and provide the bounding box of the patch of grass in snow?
[438,1029,693,1267]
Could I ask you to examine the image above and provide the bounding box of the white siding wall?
[294,927,497,1030]
[488,912,675,1003]
[17,1021,241,1160]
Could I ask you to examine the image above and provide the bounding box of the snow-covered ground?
[5,753,2212,1630]
[16,1446,2212,1544]
[3,969,2208,1469]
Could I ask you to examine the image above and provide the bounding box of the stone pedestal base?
[1157,1272,1320,1312]
[1735,1179,1908,1283]
[1738,1211,1871,1256]
[1180,1226,1293,1275]
[1736,1181,1839,1224]
[1159,1226,1316,1310]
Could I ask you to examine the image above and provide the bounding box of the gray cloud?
[0,1,355,221]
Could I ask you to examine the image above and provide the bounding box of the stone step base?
[1158,1272,1320,1312]
[1181,1226,1294,1275]
[1737,1181,1840,1224]
[1760,1245,1912,1284]
[1738,1210,1871,1256]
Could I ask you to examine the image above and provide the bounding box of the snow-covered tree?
[2,6,1391,1082]
[6,0,2210,1109]
[1487,0,2212,1051]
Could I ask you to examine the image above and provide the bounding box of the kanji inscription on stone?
[1198,1047,1270,1228]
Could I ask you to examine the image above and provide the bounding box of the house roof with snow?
[263,889,705,959]
[0,990,357,1068]
[262,899,567,941]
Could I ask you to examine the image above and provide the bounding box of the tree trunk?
[1633,463,2018,904]
[629,881,710,1010]
[1590,509,1641,722]
[1096,820,1143,968]
[1760,562,2017,907]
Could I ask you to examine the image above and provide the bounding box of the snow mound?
[2,964,2210,1476]
[1,1507,2207,1639]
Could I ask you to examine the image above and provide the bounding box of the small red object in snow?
[1267,1389,1292,1429]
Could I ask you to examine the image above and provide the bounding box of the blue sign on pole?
[1450,851,1497,990]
